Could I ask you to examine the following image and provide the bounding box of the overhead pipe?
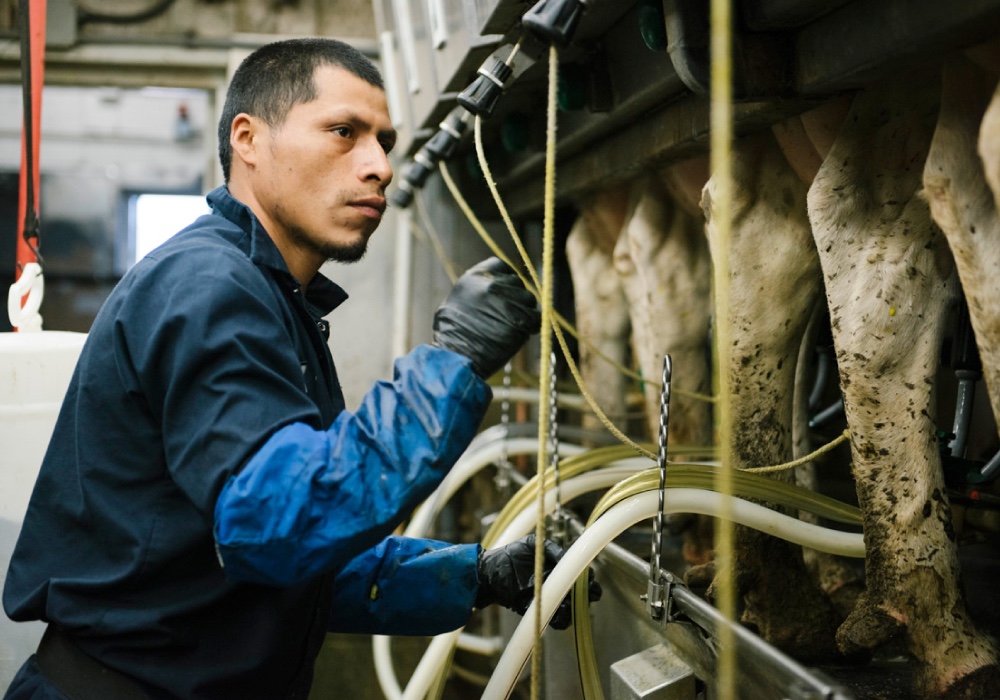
[662,0,793,99]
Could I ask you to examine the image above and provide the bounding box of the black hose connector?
[390,149,438,209]
[404,150,436,188]
[457,57,513,118]
[425,111,469,161]
[522,0,587,46]
[390,180,414,209]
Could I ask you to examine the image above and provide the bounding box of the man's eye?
[333,126,352,138]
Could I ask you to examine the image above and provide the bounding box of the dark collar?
[206,186,349,315]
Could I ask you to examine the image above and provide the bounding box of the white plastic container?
[0,330,87,691]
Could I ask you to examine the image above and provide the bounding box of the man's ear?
[231,113,261,169]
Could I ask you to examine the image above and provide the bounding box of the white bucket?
[0,330,87,691]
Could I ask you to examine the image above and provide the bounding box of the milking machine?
[378,0,1000,697]
[372,1,891,698]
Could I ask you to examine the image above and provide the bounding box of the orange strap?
[16,0,46,277]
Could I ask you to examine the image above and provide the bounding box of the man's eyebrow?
[331,110,397,148]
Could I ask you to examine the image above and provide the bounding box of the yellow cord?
[710,0,736,698]
[472,117,715,405]
[439,160,657,462]
[745,429,851,474]
[529,44,559,700]
[413,192,461,283]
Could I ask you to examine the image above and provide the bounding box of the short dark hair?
[218,38,384,182]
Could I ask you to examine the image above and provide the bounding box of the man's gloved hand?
[432,257,541,379]
[474,534,602,631]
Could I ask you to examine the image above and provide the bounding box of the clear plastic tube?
[384,437,862,700]
[406,438,586,539]
[481,488,864,700]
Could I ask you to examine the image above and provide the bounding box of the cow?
[567,162,716,565]
[697,64,1000,696]
[566,61,1000,690]
[701,127,848,661]
[565,185,633,437]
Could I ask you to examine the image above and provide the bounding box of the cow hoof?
[835,596,904,656]
[684,561,715,595]
[935,663,1000,699]
[825,580,866,620]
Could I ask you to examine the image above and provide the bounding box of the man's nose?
[361,140,393,186]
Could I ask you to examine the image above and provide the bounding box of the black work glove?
[474,534,602,631]
[432,257,541,378]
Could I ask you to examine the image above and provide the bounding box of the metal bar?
[795,0,1000,95]
[595,537,855,700]
[646,355,672,621]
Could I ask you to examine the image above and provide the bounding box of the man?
[3,38,596,700]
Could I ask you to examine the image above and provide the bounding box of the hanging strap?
[11,0,46,331]
[16,0,46,275]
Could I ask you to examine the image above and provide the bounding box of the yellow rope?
[439,161,657,462]
[531,44,559,700]
[471,116,715,405]
[745,429,851,474]
[414,191,461,283]
[710,0,736,698]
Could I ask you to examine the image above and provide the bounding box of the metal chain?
[547,349,568,545]
[494,362,514,498]
[646,354,672,620]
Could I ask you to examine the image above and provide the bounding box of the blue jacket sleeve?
[213,344,491,586]
[329,537,481,635]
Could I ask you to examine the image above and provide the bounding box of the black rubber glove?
[432,257,541,379]
[474,534,602,631]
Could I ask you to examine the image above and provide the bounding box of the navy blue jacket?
[2,187,490,700]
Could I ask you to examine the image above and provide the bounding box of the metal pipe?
[0,31,380,57]
[951,369,979,459]
[481,489,862,700]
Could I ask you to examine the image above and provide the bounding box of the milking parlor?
[3,1,1000,699]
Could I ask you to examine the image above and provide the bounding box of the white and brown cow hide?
[805,72,998,696]
[567,166,715,563]
[566,170,713,450]
[701,129,846,660]
[567,51,1000,698]
[618,167,714,565]
[925,55,1000,474]
[618,170,713,448]
[565,185,633,435]
[693,62,1000,695]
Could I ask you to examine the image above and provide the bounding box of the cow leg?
[620,171,714,567]
[920,54,1000,700]
[702,130,839,661]
[566,187,632,435]
[774,105,866,615]
[623,175,713,448]
[809,77,999,697]
[925,57,1000,449]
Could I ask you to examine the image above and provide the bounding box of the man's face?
[250,65,396,275]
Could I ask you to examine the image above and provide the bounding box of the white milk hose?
[480,488,865,700]
[374,437,588,700]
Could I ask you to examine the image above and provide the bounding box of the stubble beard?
[321,236,369,263]
[289,225,371,264]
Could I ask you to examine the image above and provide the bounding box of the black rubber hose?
[78,0,177,27]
